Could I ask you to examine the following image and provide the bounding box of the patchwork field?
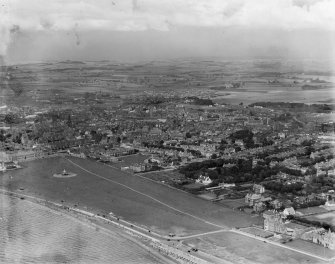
[2,60,334,108]
[215,84,334,105]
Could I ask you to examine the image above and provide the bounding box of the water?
[0,193,165,264]
[1,156,258,234]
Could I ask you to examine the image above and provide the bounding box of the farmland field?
[215,84,334,105]
[2,60,334,108]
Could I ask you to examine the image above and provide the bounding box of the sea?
[0,193,165,264]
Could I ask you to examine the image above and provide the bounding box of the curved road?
[66,158,226,229]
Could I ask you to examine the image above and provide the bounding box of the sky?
[0,0,335,64]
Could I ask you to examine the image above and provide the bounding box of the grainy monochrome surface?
[0,1,334,263]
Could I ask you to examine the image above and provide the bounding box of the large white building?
[196,175,212,185]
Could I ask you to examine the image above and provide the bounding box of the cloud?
[0,0,11,57]
[1,0,334,58]
[132,0,139,12]
[292,0,322,9]
[5,0,335,31]
[9,24,20,34]
[222,1,245,18]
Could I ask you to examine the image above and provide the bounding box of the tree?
[12,133,22,144]
[4,113,18,124]
[211,153,218,159]
[301,139,314,147]
[208,170,219,180]
[0,130,5,142]
[66,114,72,127]
[185,132,192,138]
[239,159,252,172]
[8,79,24,96]
[221,139,228,144]
[306,166,317,175]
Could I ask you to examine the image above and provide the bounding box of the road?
[232,229,331,262]
[103,162,191,195]
[168,229,229,240]
[0,188,223,264]
[1,186,330,263]
[66,158,335,262]
[137,168,176,174]
[66,158,226,229]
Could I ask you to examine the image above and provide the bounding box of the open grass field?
[296,206,329,216]
[240,227,273,238]
[304,211,335,225]
[0,156,260,236]
[197,193,217,201]
[137,169,185,184]
[218,198,246,209]
[111,153,150,169]
[286,239,335,259]
[184,232,326,264]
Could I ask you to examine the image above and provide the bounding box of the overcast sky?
[1,0,335,63]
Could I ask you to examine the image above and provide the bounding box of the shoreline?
[1,156,330,263]
[0,188,177,264]
[3,187,328,264]
[0,187,217,264]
